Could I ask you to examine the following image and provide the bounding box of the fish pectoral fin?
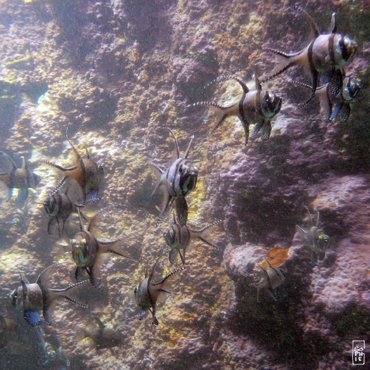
[24,310,42,327]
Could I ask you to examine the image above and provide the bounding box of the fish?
[0,152,41,202]
[252,257,286,302]
[43,185,85,237]
[134,261,185,325]
[9,264,89,327]
[70,210,137,285]
[192,74,282,143]
[78,317,122,349]
[164,214,219,265]
[151,128,198,217]
[261,11,358,102]
[45,133,104,204]
[288,71,362,122]
[296,206,330,261]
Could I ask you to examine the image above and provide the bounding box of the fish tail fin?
[190,100,235,134]
[192,220,221,248]
[48,280,89,308]
[98,240,140,263]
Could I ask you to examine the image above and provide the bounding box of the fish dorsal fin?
[20,273,30,285]
[330,12,337,33]
[95,317,105,329]
[254,74,262,91]
[304,206,314,225]
[66,129,83,167]
[184,135,194,159]
[166,128,180,159]
[303,10,320,38]
[36,264,58,287]
[233,76,249,94]
[20,274,28,304]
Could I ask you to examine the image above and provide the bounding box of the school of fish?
[0,10,363,365]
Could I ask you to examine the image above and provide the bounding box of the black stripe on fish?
[172,160,182,196]
[255,90,263,117]
[328,33,335,66]
[305,39,318,104]
[238,94,249,143]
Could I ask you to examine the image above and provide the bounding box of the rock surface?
[0,0,369,369]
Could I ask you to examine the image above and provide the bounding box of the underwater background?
[0,0,369,369]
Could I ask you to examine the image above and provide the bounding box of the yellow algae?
[4,50,33,69]
[0,249,33,272]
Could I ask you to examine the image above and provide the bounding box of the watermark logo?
[352,340,365,366]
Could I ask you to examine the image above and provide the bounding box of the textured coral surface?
[0,0,369,369]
